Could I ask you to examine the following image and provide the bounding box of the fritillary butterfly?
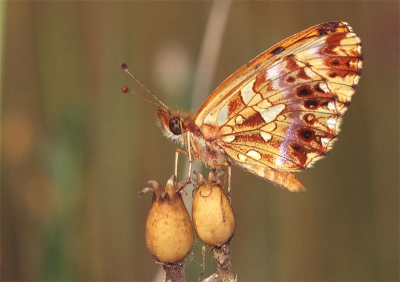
[123,21,362,191]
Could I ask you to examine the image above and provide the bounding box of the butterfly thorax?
[157,107,229,167]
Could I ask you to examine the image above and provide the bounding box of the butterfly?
[122,21,362,192]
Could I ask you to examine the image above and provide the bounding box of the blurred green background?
[1,1,398,281]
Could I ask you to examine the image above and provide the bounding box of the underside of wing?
[195,21,360,125]
[196,21,362,172]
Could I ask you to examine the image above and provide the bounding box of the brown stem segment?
[163,262,186,282]
[212,242,235,282]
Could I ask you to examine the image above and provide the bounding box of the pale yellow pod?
[192,171,236,247]
[143,176,194,264]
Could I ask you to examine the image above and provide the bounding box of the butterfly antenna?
[121,63,169,109]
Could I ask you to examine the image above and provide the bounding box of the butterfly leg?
[174,148,190,178]
[212,162,232,202]
[186,132,193,179]
[174,134,193,185]
[173,133,194,185]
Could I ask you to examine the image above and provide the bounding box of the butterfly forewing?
[195,22,358,124]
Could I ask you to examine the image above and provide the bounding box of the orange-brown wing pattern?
[195,22,358,124]
[195,22,362,177]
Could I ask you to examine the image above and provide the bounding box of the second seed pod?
[192,170,236,247]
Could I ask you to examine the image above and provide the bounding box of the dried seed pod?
[192,170,236,247]
[140,176,193,264]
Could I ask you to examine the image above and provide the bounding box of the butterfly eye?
[169,117,182,135]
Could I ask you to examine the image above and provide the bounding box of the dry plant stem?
[163,262,186,282]
[212,243,235,282]
[197,245,209,282]
[202,273,220,282]
[201,243,235,282]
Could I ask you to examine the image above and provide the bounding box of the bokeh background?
[1,1,398,281]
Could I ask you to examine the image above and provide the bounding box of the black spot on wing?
[270,46,285,55]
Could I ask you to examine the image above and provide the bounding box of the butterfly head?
[156,107,185,143]
[121,64,191,145]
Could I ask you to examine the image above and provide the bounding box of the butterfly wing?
[194,21,362,190]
